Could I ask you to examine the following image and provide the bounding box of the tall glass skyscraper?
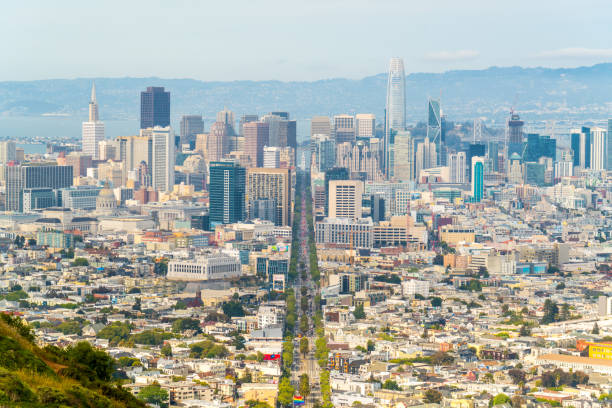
[385,57,406,177]
[140,87,170,129]
[471,157,484,202]
[209,161,246,227]
[427,98,442,165]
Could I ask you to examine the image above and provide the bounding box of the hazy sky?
[2,0,612,81]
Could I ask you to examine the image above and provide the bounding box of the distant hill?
[1,63,611,124]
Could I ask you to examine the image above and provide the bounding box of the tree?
[490,393,510,407]
[172,318,201,334]
[222,299,245,317]
[72,257,89,267]
[353,304,366,320]
[433,254,444,265]
[161,343,172,357]
[593,322,600,335]
[138,383,169,408]
[519,325,531,337]
[541,299,559,324]
[382,379,400,390]
[300,337,309,356]
[299,374,310,398]
[507,369,526,384]
[64,341,114,382]
[431,351,454,366]
[430,297,442,308]
[366,340,375,352]
[300,314,310,334]
[423,389,442,403]
[556,282,565,290]
[277,377,295,407]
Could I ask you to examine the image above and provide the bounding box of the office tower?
[263,146,281,168]
[208,122,230,162]
[209,160,246,227]
[427,98,442,164]
[355,114,376,139]
[140,87,170,129]
[116,135,152,174]
[216,108,236,135]
[312,134,336,173]
[243,122,269,167]
[336,142,383,181]
[507,112,524,155]
[311,116,331,139]
[324,167,349,215]
[488,141,499,172]
[22,188,56,212]
[554,160,573,181]
[370,195,385,222]
[65,152,93,177]
[590,127,607,171]
[246,167,292,226]
[98,140,118,161]
[239,114,259,137]
[180,115,204,146]
[523,134,557,162]
[333,115,355,144]
[82,83,105,159]
[449,152,466,183]
[608,119,612,170]
[195,133,208,159]
[281,119,297,150]
[571,127,591,169]
[471,157,485,202]
[271,111,289,120]
[392,130,414,182]
[328,179,364,220]
[5,164,73,212]
[150,127,175,192]
[467,143,486,181]
[385,57,406,176]
[0,141,16,164]
[415,137,437,182]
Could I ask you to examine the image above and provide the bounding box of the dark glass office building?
[524,134,556,162]
[140,87,170,129]
[209,161,246,227]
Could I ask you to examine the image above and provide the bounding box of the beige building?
[440,225,475,244]
[355,113,376,139]
[246,168,292,226]
[311,116,331,139]
[329,180,363,220]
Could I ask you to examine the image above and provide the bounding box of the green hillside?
[0,313,144,407]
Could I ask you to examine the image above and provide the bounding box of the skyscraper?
[246,167,292,226]
[324,167,350,216]
[333,115,355,144]
[244,122,270,167]
[608,119,612,171]
[448,152,466,184]
[180,115,204,146]
[392,130,414,182]
[0,141,16,164]
[151,127,175,192]
[507,112,524,155]
[209,161,246,227]
[328,180,364,220]
[427,98,442,165]
[571,127,591,169]
[415,137,437,182]
[385,57,406,176]
[140,87,170,129]
[311,134,336,173]
[5,164,73,212]
[311,116,331,139]
[208,122,230,162]
[82,82,105,159]
[263,146,281,168]
[590,127,607,171]
[471,156,485,202]
[216,108,236,135]
[239,114,259,137]
[355,114,376,139]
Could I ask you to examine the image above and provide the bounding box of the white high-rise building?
[151,127,175,192]
[392,130,414,182]
[415,137,437,182]
[448,152,466,183]
[590,127,607,171]
[385,57,406,176]
[263,146,281,168]
[0,141,16,163]
[355,114,376,139]
[82,82,105,159]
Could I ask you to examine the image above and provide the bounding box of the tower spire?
[88,81,99,122]
[91,81,97,103]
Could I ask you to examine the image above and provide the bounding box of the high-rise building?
[263,146,281,168]
[5,164,73,212]
[0,141,17,164]
[392,130,413,182]
[467,143,486,181]
[244,122,270,167]
[216,108,236,135]
[355,114,376,139]
[239,114,259,137]
[246,167,292,226]
[116,135,152,174]
[415,137,437,182]
[427,98,442,165]
[449,152,466,184]
[209,161,246,227]
[471,156,485,202]
[571,128,591,169]
[385,57,406,176]
[488,141,499,172]
[324,167,350,215]
[608,119,612,171]
[140,87,170,129]
[82,82,105,159]
[208,122,230,162]
[311,116,331,139]
[311,134,336,173]
[180,115,204,146]
[590,127,607,171]
[328,180,364,220]
[333,115,355,144]
[335,141,384,181]
[150,127,175,192]
[524,134,556,162]
[279,119,297,150]
[507,112,524,155]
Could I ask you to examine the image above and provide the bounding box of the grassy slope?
[0,316,144,408]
